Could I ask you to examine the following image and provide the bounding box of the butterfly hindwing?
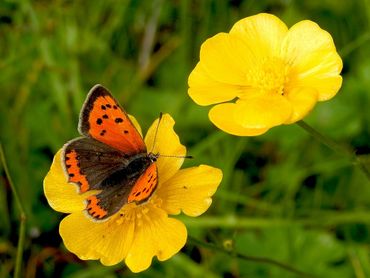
[79,84,146,155]
[63,137,158,220]
[64,137,130,193]
[128,162,158,204]
[85,163,157,220]
[85,182,134,220]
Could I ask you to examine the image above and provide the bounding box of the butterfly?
[62,85,159,221]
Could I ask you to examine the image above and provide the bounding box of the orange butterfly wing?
[63,85,160,221]
[128,162,158,203]
[86,195,108,219]
[78,84,146,155]
[64,149,90,193]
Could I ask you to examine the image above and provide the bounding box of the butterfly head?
[148,152,159,163]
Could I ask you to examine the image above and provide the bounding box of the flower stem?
[188,236,317,278]
[296,121,370,180]
[0,143,27,278]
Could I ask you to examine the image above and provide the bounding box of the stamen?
[244,57,288,95]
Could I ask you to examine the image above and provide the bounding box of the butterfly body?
[62,85,159,220]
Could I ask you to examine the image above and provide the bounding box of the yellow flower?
[188,13,343,136]
[43,114,222,272]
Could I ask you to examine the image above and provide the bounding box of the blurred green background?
[1,0,370,277]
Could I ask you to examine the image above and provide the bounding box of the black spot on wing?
[80,85,112,135]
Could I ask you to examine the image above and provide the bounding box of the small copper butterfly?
[63,85,159,220]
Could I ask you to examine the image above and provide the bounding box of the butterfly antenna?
[149,113,193,160]
[160,154,193,159]
[150,112,163,153]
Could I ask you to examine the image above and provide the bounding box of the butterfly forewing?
[79,85,146,155]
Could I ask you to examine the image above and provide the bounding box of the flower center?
[114,194,162,225]
[244,57,288,95]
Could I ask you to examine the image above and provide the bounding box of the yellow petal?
[284,87,319,124]
[157,165,222,217]
[128,114,143,137]
[282,20,343,101]
[188,63,239,106]
[199,32,256,85]
[209,103,269,136]
[230,13,288,57]
[59,210,135,265]
[125,205,187,273]
[235,96,292,128]
[43,150,88,213]
[209,95,292,136]
[144,114,186,185]
[288,70,342,101]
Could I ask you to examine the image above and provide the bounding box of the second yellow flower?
[188,13,343,136]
